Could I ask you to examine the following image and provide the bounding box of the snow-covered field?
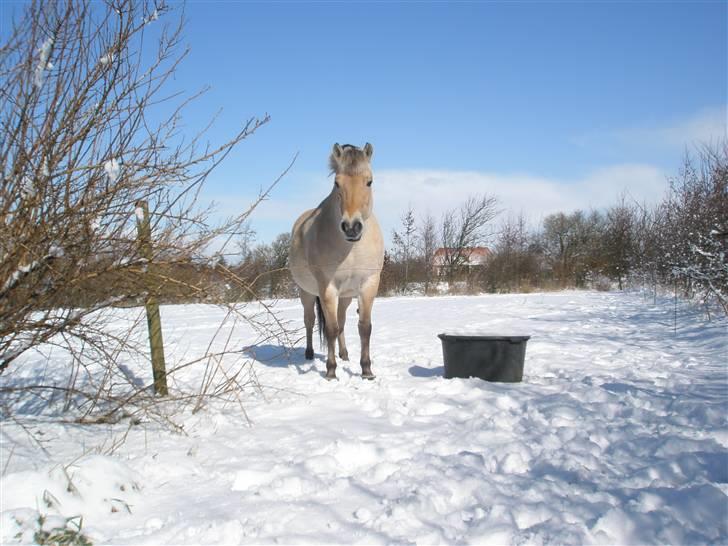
[1,291,727,545]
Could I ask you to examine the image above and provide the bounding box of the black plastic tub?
[438,334,530,382]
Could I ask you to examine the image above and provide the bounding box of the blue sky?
[172,0,725,245]
[4,1,727,245]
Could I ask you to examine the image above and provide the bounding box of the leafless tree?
[0,0,292,423]
[658,144,728,312]
[540,210,603,287]
[602,194,636,290]
[258,232,293,298]
[236,222,257,264]
[391,206,417,293]
[417,212,438,295]
[439,194,500,284]
[483,212,541,292]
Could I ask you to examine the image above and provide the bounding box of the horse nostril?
[341,221,348,233]
[352,221,363,236]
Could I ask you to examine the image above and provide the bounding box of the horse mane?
[328,144,370,176]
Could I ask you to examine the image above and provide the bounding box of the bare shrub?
[657,144,728,313]
[0,0,294,424]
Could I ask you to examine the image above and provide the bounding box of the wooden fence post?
[135,200,168,396]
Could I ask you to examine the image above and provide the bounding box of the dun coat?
[289,143,384,380]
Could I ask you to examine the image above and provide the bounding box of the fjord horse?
[289,143,384,380]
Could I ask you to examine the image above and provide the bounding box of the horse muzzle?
[341,219,363,242]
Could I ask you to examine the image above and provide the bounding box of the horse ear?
[363,142,374,159]
[332,143,343,159]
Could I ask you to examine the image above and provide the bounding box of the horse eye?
[367,179,373,187]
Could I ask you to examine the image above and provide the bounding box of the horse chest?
[333,266,367,297]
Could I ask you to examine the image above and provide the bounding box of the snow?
[1,248,63,296]
[104,158,120,183]
[48,245,64,258]
[41,157,50,178]
[20,175,34,199]
[1,291,726,544]
[33,37,53,88]
[1,260,41,294]
[143,8,159,25]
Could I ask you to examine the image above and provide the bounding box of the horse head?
[329,143,374,242]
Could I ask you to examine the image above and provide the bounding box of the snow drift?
[1,291,726,544]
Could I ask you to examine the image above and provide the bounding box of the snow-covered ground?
[1,291,727,545]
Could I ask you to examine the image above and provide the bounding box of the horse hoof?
[361,373,375,380]
[339,352,349,361]
[305,348,314,360]
[325,373,338,381]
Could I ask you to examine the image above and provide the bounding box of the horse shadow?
[409,364,444,378]
[246,345,447,380]
[244,344,324,376]
[245,345,382,380]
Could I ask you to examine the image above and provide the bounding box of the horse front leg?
[319,287,340,380]
[358,277,380,380]
[300,290,316,360]
[337,296,352,361]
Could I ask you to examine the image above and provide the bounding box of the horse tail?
[315,296,326,349]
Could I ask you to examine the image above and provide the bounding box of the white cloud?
[207,163,668,246]
[658,106,728,145]
[620,106,727,150]
[576,106,727,152]
[373,163,667,241]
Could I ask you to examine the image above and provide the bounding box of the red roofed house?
[433,247,491,278]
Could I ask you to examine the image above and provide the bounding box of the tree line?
[380,145,727,314]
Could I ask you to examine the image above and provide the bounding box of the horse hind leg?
[300,290,316,360]
[337,297,352,361]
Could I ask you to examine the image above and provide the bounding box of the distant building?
[433,247,491,276]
